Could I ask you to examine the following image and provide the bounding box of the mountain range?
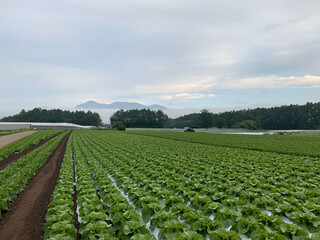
[75,100,167,110]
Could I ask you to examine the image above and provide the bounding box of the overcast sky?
[1,0,320,119]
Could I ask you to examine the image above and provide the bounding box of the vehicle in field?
[184,126,195,132]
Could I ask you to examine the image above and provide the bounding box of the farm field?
[0,129,30,137]
[0,130,320,239]
[128,131,320,158]
[0,129,63,161]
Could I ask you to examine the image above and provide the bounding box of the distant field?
[0,129,28,136]
[127,127,262,133]
[127,131,320,157]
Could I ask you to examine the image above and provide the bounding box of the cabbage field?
[1,130,320,239]
[47,131,320,239]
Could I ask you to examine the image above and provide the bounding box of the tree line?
[167,102,320,130]
[110,109,168,128]
[0,108,102,126]
[4,101,319,130]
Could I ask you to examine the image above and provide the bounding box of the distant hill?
[76,100,167,110]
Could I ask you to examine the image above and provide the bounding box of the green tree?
[215,117,227,128]
[110,109,168,128]
[232,120,258,130]
[112,121,126,131]
[0,108,102,126]
[199,109,213,128]
[166,113,201,128]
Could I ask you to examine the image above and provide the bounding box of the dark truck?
[184,127,195,132]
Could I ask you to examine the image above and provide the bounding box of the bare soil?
[0,131,71,240]
[0,132,62,171]
[0,131,36,148]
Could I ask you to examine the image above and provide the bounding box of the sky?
[1,0,320,121]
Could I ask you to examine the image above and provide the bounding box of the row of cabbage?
[74,130,320,240]
[128,131,320,158]
[45,132,156,239]
[43,130,320,239]
[0,130,69,220]
[0,129,63,161]
[44,135,77,239]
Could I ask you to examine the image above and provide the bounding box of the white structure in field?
[0,122,94,130]
[0,123,31,130]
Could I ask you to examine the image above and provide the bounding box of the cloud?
[163,93,215,102]
[1,0,320,112]
[221,75,320,90]
[129,75,320,98]
[133,77,216,95]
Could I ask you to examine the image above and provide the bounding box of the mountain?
[76,101,167,110]
[76,101,109,109]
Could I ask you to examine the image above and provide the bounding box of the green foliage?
[0,131,70,219]
[110,109,168,128]
[0,129,28,136]
[209,228,241,240]
[64,130,320,239]
[199,109,213,128]
[73,139,116,239]
[167,101,320,130]
[215,118,227,128]
[0,130,63,162]
[215,101,320,130]
[112,121,126,131]
[166,113,201,128]
[0,108,102,126]
[129,131,320,157]
[232,120,258,130]
[36,130,320,239]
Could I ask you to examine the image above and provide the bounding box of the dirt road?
[0,131,36,148]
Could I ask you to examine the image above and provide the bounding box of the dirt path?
[0,131,71,240]
[0,132,62,171]
[0,131,36,148]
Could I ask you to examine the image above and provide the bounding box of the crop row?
[76,131,320,239]
[44,134,77,240]
[43,130,320,239]
[78,132,215,239]
[45,132,157,239]
[0,130,69,220]
[73,134,117,239]
[0,129,63,161]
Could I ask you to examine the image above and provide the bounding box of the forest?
[167,102,320,130]
[110,109,168,128]
[0,108,102,126]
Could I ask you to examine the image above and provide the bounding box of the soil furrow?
[0,131,64,171]
[0,131,71,240]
